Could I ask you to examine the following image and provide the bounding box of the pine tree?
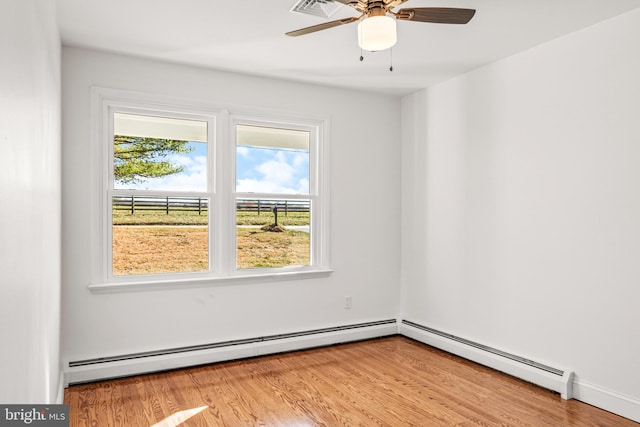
[114,135,194,184]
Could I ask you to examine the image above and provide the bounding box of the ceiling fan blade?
[286,16,361,37]
[386,0,410,8]
[329,0,368,13]
[396,7,476,24]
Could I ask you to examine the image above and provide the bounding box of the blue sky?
[115,142,309,194]
[236,145,309,194]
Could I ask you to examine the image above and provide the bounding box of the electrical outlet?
[344,296,352,309]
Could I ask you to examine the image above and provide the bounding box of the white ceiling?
[55,0,640,96]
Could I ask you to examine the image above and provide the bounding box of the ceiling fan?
[286,1,476,52]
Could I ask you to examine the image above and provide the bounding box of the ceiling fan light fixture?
[357,15,397,51]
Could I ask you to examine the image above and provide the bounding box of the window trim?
[89,87,332,292]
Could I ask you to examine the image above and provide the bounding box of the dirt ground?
[112,226,309,275]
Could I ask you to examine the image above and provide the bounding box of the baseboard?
[399,320,573,399]
[65,319,398,386]
[573,378,640,423]
[63,317,640,423]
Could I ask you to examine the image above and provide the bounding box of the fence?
[112,196,309,216]
[236,199,309,216]
[113,196,207,215]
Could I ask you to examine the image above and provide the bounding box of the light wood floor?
[64,336,638,426]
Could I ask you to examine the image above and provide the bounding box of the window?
[110,112,210,276]
[90,89,330,290]
[234,122,312,270]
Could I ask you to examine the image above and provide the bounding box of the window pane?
[236,125,309,194]
[114,113,208,192]
[235,124,312,270]
[112,196,209,276]
[236,198,310,269]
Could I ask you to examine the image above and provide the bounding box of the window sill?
[88,269,334,294]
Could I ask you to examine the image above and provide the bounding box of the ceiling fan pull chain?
[389,47,393,72]
[359,22,364,62]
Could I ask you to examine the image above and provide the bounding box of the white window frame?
[89,87,331,292]
[230,115,322,275]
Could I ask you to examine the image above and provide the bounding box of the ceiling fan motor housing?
[366,2,389,17]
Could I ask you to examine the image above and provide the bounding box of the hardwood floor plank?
[64,337,639,426]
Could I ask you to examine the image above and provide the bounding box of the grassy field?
[113,210,309,226]
[112,210,310,275]
[236,227,310,269]
[113,210,207,225]
[236,211,309,227]
[112,226,208,275]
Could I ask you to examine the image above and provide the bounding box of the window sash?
[231,116,319,197]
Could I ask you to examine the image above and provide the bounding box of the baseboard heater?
[400,320,573,399]
[66,319,397,385]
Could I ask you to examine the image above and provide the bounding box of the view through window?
[111,112,209,276]
[235,124,311,269]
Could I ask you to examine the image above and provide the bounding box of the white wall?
[61,48,401,365]
[0,0,62,403]
[401,8,640,421]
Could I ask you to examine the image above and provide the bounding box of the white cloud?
[257,159,295,186]
[296,177,309,193]
[236,178,299,194]
[237,151,309,194]
[117,154,208,192]
[293,153,307,168]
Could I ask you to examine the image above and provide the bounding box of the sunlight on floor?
[151,406,209,427]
